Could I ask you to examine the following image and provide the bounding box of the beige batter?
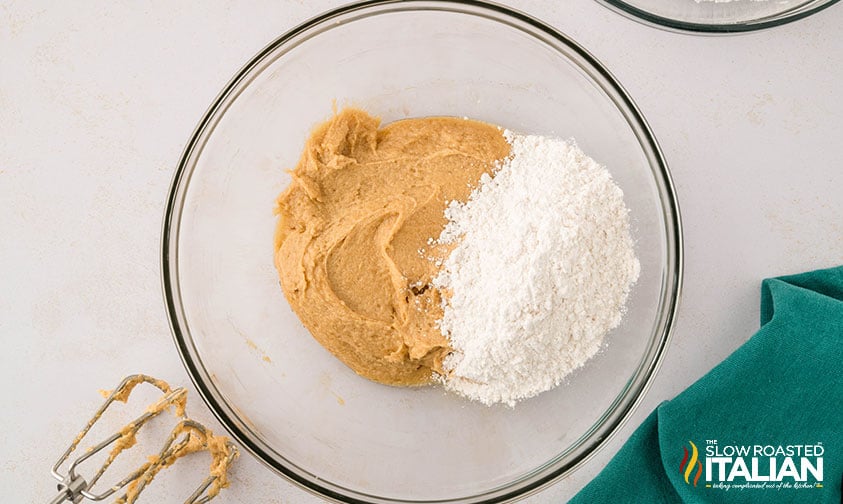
[274,108,509,386]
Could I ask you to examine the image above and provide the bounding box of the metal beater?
[48,374,237,504]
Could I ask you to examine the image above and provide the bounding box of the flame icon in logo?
[679,441,703,487]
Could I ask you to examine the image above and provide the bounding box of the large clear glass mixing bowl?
[162,1,683,502]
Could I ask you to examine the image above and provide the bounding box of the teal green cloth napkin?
[571,265,843,503]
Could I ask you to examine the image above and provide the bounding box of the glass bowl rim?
[596,0,840,34]
[161,0,684,502]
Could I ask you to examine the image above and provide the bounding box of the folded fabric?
[570,265,843,503]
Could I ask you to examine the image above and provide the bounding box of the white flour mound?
[432,131,640,407]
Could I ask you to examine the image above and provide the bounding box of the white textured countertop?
[3,1,842,502]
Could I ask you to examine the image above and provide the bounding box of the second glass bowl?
[598,0,839,33]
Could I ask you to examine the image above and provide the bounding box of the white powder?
[432,131,640,407]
